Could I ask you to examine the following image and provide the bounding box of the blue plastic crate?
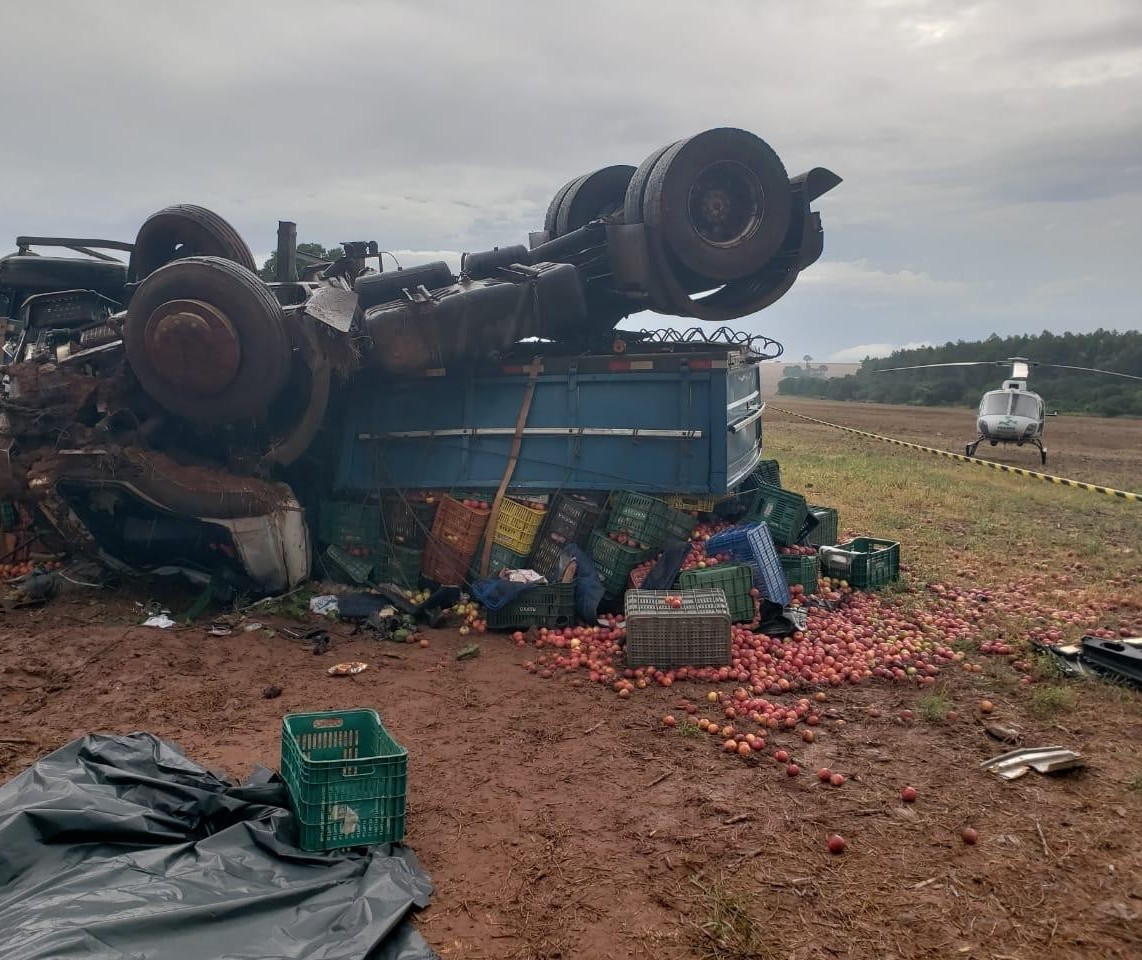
[706,522,790,606]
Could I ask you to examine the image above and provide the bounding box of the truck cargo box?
[334,347,764,495]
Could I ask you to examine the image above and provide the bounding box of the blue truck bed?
[334,347,765,495]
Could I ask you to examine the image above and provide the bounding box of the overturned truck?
[0,128,839,594]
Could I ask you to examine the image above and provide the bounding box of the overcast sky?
[3,0,1139,362]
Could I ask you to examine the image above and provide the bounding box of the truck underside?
[0,128,839,593]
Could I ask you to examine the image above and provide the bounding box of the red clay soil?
[2,593,1141,960]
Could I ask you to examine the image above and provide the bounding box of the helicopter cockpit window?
[980,393,1009,416]
[1011,394,1040,419]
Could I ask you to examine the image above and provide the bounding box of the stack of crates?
[422,496,491,585]
[280,709,408,852]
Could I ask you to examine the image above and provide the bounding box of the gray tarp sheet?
[0,733,437,960]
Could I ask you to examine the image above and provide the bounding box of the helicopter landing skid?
[964,437,1046,466]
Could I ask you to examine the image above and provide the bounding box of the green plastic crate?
[470,541,527,580]
[819,537,900,590]
[588,529,649,595]
[804,506,839,547]
[487,582,576,629]
[319,500,383,554]
[663,506,698,544]
[744,483,808,546]
[604,492,670,550]
[376,543,423,589]
[779,554,820,595]
[281,709,408,852]
[324,544,374,585]
[678,563,756,622]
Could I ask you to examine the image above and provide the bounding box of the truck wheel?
[124,256,290,424]
[354,261,454,309]
[642,128,792,282]
[623,141,679,226]
[552,165,636,237]
[543,175,583,238]
[128,205,256,282]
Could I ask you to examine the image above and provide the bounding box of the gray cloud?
[2,0,1140,359]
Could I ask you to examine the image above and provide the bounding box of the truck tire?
[552,165,636,237]
[543,175,584,238]
[354,261,454,309]
[0,255,127,301]
[128,205,257,282]
[623,141,679,225]
[461,245,530,279]
[124,256,291,424]
[642,128,792,282]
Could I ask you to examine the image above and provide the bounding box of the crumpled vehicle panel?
[0,733,437,960]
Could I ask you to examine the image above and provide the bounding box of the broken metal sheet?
[980,746,1084,781]
[304,282,358,332]
[1031,640,1098,679]
[1081,635,1142,686]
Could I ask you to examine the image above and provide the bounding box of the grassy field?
[764,408,1140,596]
[2,404,1141,959]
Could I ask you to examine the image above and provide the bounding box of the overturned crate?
[624,589,732,667]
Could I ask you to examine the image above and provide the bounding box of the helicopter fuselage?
[967,381,1047,463]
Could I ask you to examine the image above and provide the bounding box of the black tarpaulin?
[0,733,437,960]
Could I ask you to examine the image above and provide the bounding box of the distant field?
[768,396,1142,493]
[758,361,861,395]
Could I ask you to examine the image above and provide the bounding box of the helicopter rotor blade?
[1038,363,1142,382]
[874,361,1002,373]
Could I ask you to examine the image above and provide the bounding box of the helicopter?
[876,357,1142,466]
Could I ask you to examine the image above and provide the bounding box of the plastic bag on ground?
[0,732,437,960]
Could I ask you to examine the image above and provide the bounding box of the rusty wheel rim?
[143,298,241,395]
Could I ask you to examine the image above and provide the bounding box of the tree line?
[778,330,1142,417]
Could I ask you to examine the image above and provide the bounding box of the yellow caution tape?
[770,406,1141,503]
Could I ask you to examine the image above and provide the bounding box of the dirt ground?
[2,399,1141,959]
[768,397,1142,494]
[2,587,1141,960]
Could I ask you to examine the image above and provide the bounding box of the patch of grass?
[764,423,1136,587]
[1028,684,1076,718]
[688,876,772,960]
[917,690,952,722]
[1031,651,1064,681]
[677,721,704,739]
